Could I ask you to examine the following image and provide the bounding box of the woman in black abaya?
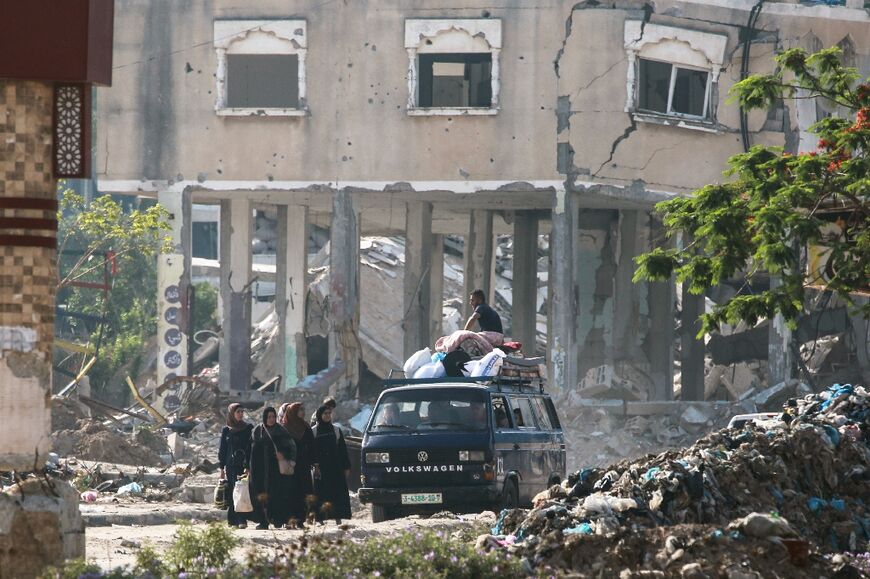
[249,406,297,529]
[312,404,352,523]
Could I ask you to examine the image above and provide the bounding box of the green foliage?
[635,47,870,336]
[56,188,170,401]
[44,526,522,578]
[165,522,239,574]
[193,281,219,337]
[262,528,523,578]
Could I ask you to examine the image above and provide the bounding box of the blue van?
[358,377,566,522]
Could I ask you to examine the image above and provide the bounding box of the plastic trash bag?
[413,361,446,379]
[471,349,506,377]
[232,476,254,513]
[116,482,142,496]
[403,347,432,377]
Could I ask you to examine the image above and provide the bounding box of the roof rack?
[382,374,546,394]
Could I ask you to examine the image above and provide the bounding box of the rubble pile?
[484,383,870,577]
[51,420,167,467]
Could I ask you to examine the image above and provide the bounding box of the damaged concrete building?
[94,0,870,406]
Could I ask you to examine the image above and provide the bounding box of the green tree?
[635,47,870,335]
[56,187,170,400]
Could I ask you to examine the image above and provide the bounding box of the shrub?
[44,526,522,578]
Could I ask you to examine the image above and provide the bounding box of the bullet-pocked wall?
[97,0,565,183]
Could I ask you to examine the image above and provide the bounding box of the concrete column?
[647,217,675,400]
[276,205,308,389]
[680,285,706,401]
[513,212,539,355]
[768,276,793,385]
[156,189,192,413]
[463,209,494,317]
[613,210,642,363]
[403,201,433,359]
[548,190,578,391]
[329,189,360,399]
[219,197,253,392]
[429,234,445,345]
[0,80,55,471]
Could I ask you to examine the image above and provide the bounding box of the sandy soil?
[86,510,495,571]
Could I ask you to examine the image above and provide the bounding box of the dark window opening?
[226,54,299,109]
[638,59,671,114]
[672,67,708,116]
[638,58,709,119]
[418,53,492,108]
[192,222,218,260]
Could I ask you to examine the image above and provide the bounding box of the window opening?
[508,396,537,429]
[492,395,510,429]
[638,58,709,118]
[418,53,492,108]
[530,397,553,430]
[226,54,299,109]
[192,222,218,260]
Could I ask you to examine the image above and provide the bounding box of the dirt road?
[86,510,496,570]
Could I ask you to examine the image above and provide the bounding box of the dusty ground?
[85,507,494,571]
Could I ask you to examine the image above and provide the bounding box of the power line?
[112,0,340,72]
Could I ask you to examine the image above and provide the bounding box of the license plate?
[401,492,442,505]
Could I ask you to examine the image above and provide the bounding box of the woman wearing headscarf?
[218,403,253,528]
[312,404,352,523]
[281,402,316,527]
[249,406,297,529]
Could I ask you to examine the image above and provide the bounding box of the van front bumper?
[358,485,500,506]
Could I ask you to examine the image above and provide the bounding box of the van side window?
[530,397,553,430]
[508,396,537,429]
[491,396,510,429]
[544,398,562,429]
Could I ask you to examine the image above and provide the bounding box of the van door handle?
[513,443,520,450]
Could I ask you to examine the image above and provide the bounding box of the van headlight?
[365,452,390,464]
[459,450,485,462]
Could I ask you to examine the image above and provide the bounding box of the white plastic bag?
[413,361,446,379]
[471,349,506,377]
[403,347,432,377]
[232,477,253,513]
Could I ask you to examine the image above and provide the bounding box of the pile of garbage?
[482,383,870,576]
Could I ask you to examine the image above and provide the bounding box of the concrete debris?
[578,364,651,402]
[485,382,870,577]
[51,420,166,467]
[679,404,713,433]
[0,478,84,578]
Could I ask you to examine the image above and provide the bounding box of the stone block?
[0,479,83,579]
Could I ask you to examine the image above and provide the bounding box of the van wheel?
[500,479,519,510]
[372,504,393,523]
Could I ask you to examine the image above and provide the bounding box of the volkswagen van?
[358,377,565,522]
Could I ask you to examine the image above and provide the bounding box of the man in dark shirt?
[463,289,504,334]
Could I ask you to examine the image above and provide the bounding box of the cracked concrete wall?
[0,80,55,471]
[556,1,870,196]
[96,0,563,184]
[558,3,780,194]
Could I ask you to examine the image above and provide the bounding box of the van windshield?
[369,389,489,432]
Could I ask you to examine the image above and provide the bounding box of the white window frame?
[637,58,712,120]
[404,18,502,116]
[624,22,727,130]
[213,20,307,117]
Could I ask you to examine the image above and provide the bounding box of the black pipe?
[740,0,765,152]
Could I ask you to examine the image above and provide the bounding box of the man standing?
[464,289,504,334]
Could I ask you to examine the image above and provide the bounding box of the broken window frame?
[417,53,493,109]
[213,20,308,117]
[623,21,728,132]
[637,58,712,120]
[405,18,502,116]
